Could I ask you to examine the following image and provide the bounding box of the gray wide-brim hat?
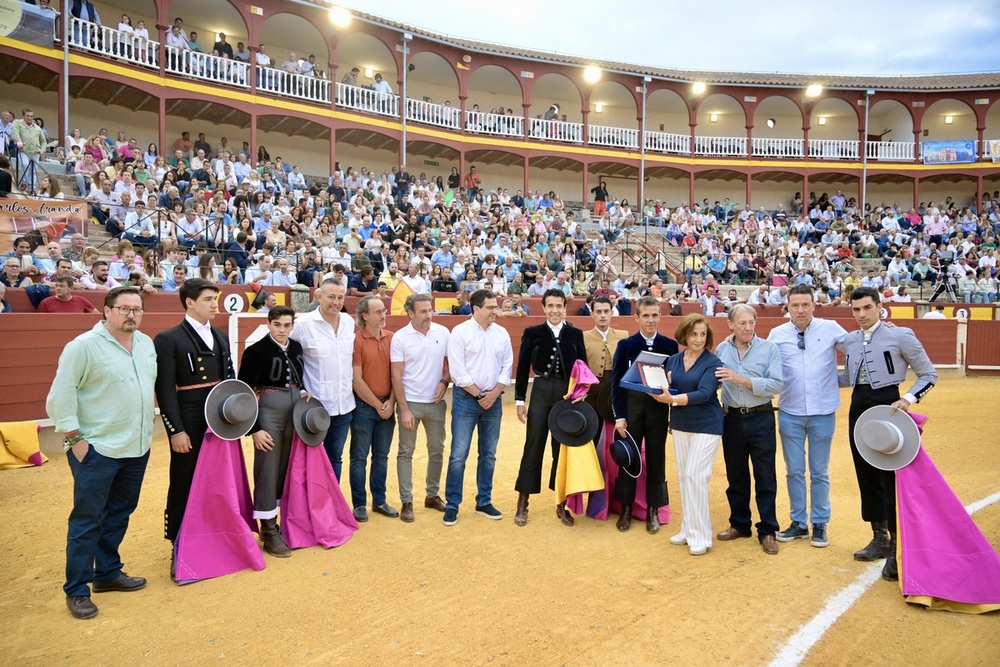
[292,396,330,446]
[204,379,259,441]
[853,405,921,471]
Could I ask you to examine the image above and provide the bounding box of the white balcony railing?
[465,111,523,138]
[589,124,639,149]
[336,82,399,118]
[694,136,748,157]
[528,118,584,144]
[809,139,860,159]
[406,99,461,130]
[68,18,158,69]
[258,68,330,105]
[645,131,691,155]
[164,48,249,88]
[751,137,804,158]
[866,141,915,161]
[979,139,1000,160]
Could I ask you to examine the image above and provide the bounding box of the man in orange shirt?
[349,295,398,522]
[463,165,481,200]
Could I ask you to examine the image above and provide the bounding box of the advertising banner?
[922,140,977,165]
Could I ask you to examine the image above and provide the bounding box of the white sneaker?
[689,545,707,556]
[669,533,688,546]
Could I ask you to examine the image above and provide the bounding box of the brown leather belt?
[723,402,776,415]
[176,380,220,391]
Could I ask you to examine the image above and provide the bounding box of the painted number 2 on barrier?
[223,293,246,313]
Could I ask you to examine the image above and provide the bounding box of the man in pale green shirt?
[46,286,157,620]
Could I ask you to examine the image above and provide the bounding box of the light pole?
[862,88,873,215]
[401,32,412,167]
[61,5,69,145]
[640,76,650,245]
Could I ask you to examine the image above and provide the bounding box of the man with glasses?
[767,284,848,548]
[47,287,156,619]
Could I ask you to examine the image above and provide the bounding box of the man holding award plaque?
[610,296,679,533]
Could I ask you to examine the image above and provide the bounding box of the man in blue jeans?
[46,286,157,620]
[442,290,513,526]
[290,279,356,481]
[767,284,847,548]
[348,295,398,522]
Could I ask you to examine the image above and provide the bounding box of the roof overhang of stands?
[293,2,1000,92]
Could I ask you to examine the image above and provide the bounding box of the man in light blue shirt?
[767,284,847,548]
[47,286,156,620]
[715,304,784,554]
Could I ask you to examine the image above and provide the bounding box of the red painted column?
[158,97,166,158]
[250,112,258,165]
[688,171,695,207]
[523,156,529,195]
[581,160,589,212]
[329,126,336,175]
[803,173,810,215]
[912,177,919,211]
[745,173,751,206]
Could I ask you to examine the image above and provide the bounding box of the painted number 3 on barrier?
[223,294,246,313]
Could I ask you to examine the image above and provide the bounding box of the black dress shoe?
[616,504,633,532]
[372,503,400,518]
[92,573,147,593]
[882,556,899,581]
[646,511,660,534]
[67,596,98,619]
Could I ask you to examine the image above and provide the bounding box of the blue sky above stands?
[341,0,1000,77]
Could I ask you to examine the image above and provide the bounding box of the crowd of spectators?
[5,111,1000,311]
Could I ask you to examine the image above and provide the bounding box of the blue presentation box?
[620,351,670,395]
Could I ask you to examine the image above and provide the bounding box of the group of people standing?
[47,275,936,620]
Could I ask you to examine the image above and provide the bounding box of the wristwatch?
[671,396,679,407]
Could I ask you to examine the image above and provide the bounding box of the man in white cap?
[840,286,937,581]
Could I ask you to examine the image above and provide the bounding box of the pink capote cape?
[896,412,1000,613]
[281,433,358,549]
[555,361,605,504]
[173,431,265,585]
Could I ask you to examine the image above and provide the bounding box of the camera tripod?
[928,275,958,302]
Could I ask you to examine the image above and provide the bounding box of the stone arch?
[407,50,460,107]
[336,31,398,86]
[923,98,977,142]
[529,72,583,122]
[810,97,858,139]
[695,93,745,136]
[259,12,330,70]
[466,65,523,116]
[164,0,249,49]
[588,79,637,129]
[867,99,913,143]
[647,87,690,135]
[753,95,803,137]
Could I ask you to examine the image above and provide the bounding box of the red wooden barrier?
[0,307,963,421]
[3,285,291,313]
[966,320,1000,374]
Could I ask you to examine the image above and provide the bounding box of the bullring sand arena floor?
[1,378,999,667]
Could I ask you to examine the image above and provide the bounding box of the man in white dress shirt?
[441,289,512,526]
[767,284,847,549]
[289,279,355,479]
[390,294,451,522]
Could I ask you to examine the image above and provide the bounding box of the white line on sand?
[769,489,1000,667]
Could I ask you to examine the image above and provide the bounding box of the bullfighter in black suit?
[513,288,588,527]
[154,279,234,546]
[610,295,679,533]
